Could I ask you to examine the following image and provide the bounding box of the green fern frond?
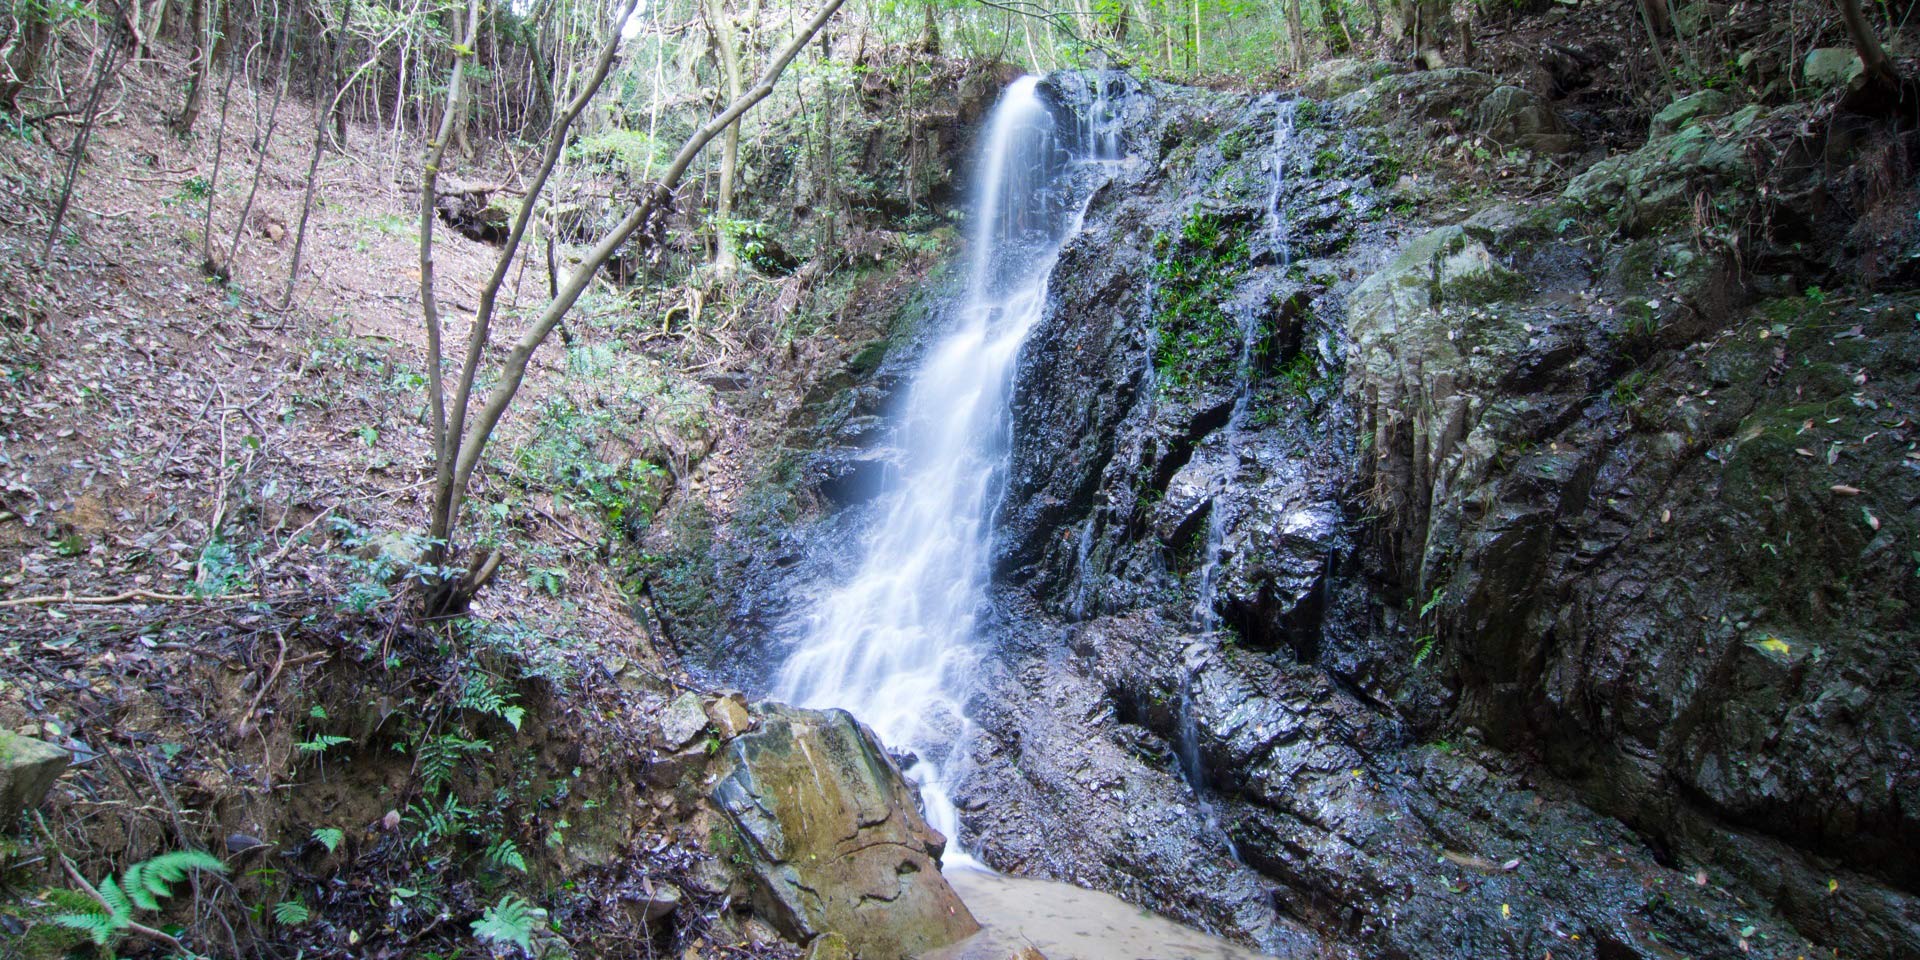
[96,875,134,920]
[312,827,345,853]
[51,911,116,945]
[485,838,527,873]
[471,895,536,951]
[272,899,311,925]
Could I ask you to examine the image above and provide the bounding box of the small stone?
[1013,949,1050,960]
[804,932,853,960]
[659,691,711,751]
[630,881,682,923]
[0,731,69,826]
[704,693,755,740]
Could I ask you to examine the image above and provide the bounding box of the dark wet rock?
[707,703,979,959]
[811,447,894,507]
[686,69,1920,960]
[1564,103,1765,235]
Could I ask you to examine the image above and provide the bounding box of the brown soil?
[0,30,808,960]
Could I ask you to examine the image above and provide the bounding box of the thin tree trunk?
[705,0,749,279]
[45,0,130,258]
[1635,0,1679,103]
[432,0,642,552]
[0,6,52,110]
[176,0,216,133]
[418,0,485,532]
[423,0,849,615]
[1284,0,1305,71]
[224,6,288,273]
[199,23,241,275]
[1833,0,1900,90]
[283,0,350,307]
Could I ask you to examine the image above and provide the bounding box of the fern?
[297,734,352,754]
[418,733,492,797]
[51,910,117,946]
[273,899,311,925]
[311,827,345,853]
[471,895,537,951]
[458,675,526,731]
[49,849,226,948]
[484,837,527,873]
[406,794,475,848]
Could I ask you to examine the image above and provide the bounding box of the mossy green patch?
[1151,211,1253,398]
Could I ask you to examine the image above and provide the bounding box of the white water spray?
[775,76,1117,857]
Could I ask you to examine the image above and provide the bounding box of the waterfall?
[1189,98,1299,638]
[1174,99,1300,858]
[775,76,1118,857]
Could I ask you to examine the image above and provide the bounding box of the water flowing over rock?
[772,73,1125,845]
[706,703,979,959]
[693,68,1920,960]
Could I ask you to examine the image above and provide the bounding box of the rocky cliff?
[677,65,1919,959]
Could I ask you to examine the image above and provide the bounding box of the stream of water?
[1173,98,1301,860]
[773,76,1114,853]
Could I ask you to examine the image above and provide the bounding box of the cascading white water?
[775,76,1115,856]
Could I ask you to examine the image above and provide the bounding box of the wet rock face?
[969,73,1917,960]
[704,68,1919,960]
[707,703,979,959]
[1341,107,1920,954]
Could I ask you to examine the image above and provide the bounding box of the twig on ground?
[0,589,260,608]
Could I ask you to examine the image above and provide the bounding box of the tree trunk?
[176,0,217,133]
[705,0,749,279]
[420,0,850,618]
[0,6,52,111]
[284,0,352,307]
[1833,0,1900,90]
[1641,0,1671,37]
[1284,0,1306,71]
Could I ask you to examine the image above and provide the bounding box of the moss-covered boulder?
[1333,68,1573,154]
[707,703,978,959]
[1564,103,1765,234]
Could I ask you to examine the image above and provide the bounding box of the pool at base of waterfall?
[927,867,1271,960]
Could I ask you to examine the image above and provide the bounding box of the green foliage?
[311,827,345,853]
[272,899,311,925]
[296,733,352,754]
[162,176,212,208]
[484,837,528,874]
[458,674,526,731]
[512,394,668,540]
[1411,633,1438,668]
[417,733,492,798]
[51,850,227,949]
[406,794,477,849]
[1151,211,1252,396]
[471,895,538,951]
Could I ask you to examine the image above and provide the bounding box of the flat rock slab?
[926,868,1272,960]
[708,703,978,960]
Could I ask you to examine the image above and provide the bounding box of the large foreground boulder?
[707,703,979,959]
[0,731,68,826]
